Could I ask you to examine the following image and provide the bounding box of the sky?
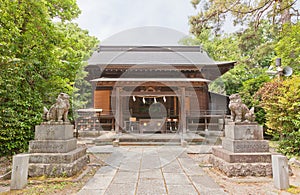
[73,0,199,45]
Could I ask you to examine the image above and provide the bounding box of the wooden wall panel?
[189,88,209,112]
[94,90,111,113]
[185,97,190,114]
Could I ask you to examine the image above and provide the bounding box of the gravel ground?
[1,151,299,194]
[0,153,110,195]
[189,154,300,195]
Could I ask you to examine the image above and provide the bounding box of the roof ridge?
[97,45,202,52]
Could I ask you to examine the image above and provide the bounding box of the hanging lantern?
[163,96,166,102]
[132,96,136,102]
[142,97,146,104]
[154,97,157,103]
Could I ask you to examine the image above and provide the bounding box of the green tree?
[180,23,275,95]
[239,74,270,124]
[275,22,300,73]
[0,0,98,156]
[189,0,299,36]
[187,0,300,139]
[255,76,300,156]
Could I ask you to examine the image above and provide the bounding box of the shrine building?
[78,45,235,134]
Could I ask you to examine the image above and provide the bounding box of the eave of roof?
[87,45,236,66]
[90,77,211,83]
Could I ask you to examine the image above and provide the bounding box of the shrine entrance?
[125,94,179,134]
[91,78,210,134]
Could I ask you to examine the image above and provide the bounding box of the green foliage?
[275,22,300,73]
[180,23,275,96]
[0,0,98,156]
[189,0,299,36]
[187,1,300,156]
[256,76,300,156]
[239,73,271,124]
[278,131,300,158]
[236,21,278,68]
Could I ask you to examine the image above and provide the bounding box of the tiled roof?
[88,45,235,66]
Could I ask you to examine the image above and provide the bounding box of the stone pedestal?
[10,154,29,190]
[210,122,272,177]
[28,124,88,177]
[272,155,289,189]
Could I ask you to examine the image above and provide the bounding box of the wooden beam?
[96,81,206,87]
[180,87,187,134]
[115,87,120,133]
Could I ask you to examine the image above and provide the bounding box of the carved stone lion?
[44,93,70,123]
[229,93,255,122]
[245,107,256,122]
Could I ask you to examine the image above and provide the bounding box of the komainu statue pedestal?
[210,122,272,177]
[28,124,88,177]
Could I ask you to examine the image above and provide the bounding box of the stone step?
[212,147,271,163]
[28,155,88,177]
[29,138,77,153]
[119,142,181,146]
[198,130,224,137]
[77,137,96,145]
[29,147,87,164]
[95,140,206,146]
[93,133,206,145]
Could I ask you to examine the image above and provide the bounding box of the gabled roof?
[88,45,235,66]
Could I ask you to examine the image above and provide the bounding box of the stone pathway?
[78,146,226,195]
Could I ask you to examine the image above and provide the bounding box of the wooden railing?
[187,110,229,131]
[76,109,229,132]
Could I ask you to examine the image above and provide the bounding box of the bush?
[278,131,300,157]
[255,75,300,156]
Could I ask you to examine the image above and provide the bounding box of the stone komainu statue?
[228,93,255,122]
[44,93,70,123]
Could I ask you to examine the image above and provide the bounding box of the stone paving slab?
[139,169,163,179]
[77,189,105,195]
[164,173,191,185]
[112,171,139,183]
[118,161,141,171]
[190,175,222,189]
[186,145,213,154]
[105,183,136,195]
[80,175,113,190]
[177,158,206,176]
[162,160,184,173]
[95,166,117,176]
[87,145,114,153]
[167,184,198,195]
[137,178,167,195]
[77,146,227,195]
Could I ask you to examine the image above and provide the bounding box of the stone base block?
[209,155,272,177]
[10,154,29,190]
[35,125,74,140]
[29,147,86,164]
[212,147,271,163]
[222,138,269,153]
[113,140,119,147]
[225,124,263,140]
[28,154,88,177]
[29,138,77,153]
[181,140,188,147]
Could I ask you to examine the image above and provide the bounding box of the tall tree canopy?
[275,22,300,72]
[186,0,300,129]
[190,0,300,36]
[255,75,300,156]
[0,0,98,156]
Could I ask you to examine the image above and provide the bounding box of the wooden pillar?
[119,95,123,131]
[115,87,121,133]
[180,87,187,134]
[91,82,96,108]
[174,96,177,116]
